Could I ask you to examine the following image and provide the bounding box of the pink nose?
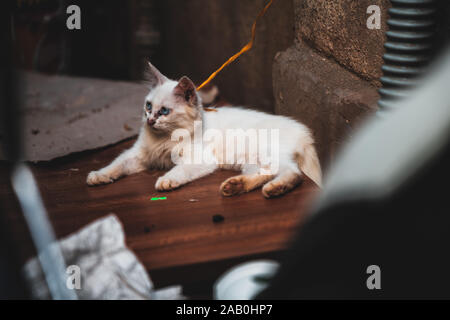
[147,118,156,126]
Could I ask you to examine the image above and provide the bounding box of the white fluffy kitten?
[86,62,322,198]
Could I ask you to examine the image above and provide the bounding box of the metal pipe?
[378,0,438,110]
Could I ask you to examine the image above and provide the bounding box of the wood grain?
[0,139,319,272]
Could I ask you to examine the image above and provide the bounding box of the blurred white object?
[23,214,183,300]
[318,48,450,211]
[214,260,279,300]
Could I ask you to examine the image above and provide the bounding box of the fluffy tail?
[296,142,322,188]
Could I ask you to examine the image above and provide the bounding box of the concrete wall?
[274,0,390,169]
[294,0,390,85]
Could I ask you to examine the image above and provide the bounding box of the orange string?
[196,0,274,91]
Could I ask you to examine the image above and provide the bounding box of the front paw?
[86,171,114,186]
[155,176,181,191]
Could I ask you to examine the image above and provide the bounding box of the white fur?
[87,69,322,197]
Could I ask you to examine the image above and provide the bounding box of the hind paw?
[262,181,288,198]
[220,177,246,197]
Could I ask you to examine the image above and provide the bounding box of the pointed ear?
[144,61,168,89]
[173,76,198,106]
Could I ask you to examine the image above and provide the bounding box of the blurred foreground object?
[214,260,279,300]
[2,3,75,299]
[24,215,183,300]
[12,164,76,299]
[260,46,450,299]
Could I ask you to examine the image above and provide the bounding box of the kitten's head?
[143,62,202,135]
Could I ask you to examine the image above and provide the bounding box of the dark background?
[13,0,294,113]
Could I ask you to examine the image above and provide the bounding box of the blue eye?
[160,107,170,115]
[145,101,152,111]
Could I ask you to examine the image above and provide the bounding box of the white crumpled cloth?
[23,214,183,300]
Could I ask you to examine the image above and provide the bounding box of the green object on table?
[150,197,167,201]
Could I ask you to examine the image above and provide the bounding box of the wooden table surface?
[0,138,319,284]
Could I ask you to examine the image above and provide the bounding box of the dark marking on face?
[145,101,152,112]
[147,118,156,126]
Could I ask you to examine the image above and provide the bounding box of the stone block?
[273,41,379,169]
[294,0,390,84]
